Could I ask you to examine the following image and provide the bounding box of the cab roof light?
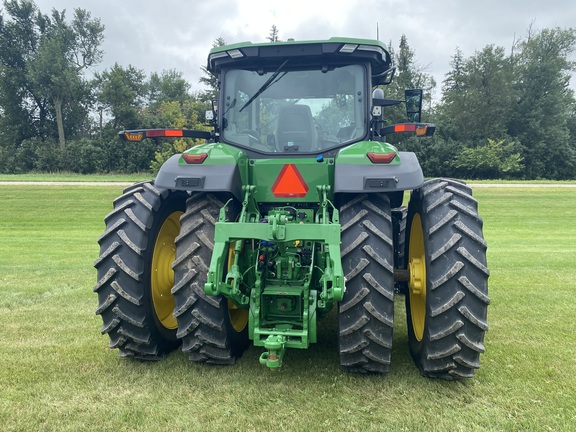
[357,44,384,54]
[209,51,228,60]
[367,152,397,164]
[339,44,358,53]
[227,49,244,58]
[182,153,208,164]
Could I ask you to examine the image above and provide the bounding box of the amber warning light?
[123,131,144,141]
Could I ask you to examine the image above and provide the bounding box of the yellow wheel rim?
[227,242,249,333]
[228,299,248,332]
[151,211,183,330]
[408,213,426,342]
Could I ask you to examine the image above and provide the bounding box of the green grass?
[0,172,152,182]
[1,184,575,431]
[464,179,576,184]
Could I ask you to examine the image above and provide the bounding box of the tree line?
[1,0,575,179]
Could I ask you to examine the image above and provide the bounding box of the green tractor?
[94,37,489,379]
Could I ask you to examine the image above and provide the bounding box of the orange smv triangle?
[271,164,309,198]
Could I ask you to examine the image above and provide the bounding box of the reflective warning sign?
[271,164,309,198]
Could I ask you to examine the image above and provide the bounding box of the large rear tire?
[94,181,187,359]
[405,179,490,379]
[338,194,395,373]
[172,193,249,364]
[392,206,408,294]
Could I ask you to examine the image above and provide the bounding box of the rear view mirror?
[405,89,423,123]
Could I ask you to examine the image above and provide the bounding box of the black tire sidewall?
[404,179,489,378]
[338,193,395,373]
[172,193,249,363]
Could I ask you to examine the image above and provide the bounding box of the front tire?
[405,179,490,379]
[94,181,187,359]
[338,194,395,373]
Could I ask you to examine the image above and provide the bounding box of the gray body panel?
[155,154,242,200]
[334,151,424,193]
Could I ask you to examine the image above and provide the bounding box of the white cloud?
[28,0,576,95]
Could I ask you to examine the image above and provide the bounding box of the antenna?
[377,22,380,40]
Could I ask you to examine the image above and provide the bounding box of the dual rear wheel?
[95,179,489,378]
[337,180,489,379]
[94,182,248,362]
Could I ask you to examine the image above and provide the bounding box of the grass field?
[1,183,575,431]
[0,173,151,182]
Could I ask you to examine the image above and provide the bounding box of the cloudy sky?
[31,0,576,101]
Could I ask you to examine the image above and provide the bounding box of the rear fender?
[334,151,424,193]
[155,154,243,200]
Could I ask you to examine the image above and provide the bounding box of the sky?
[29,0,576,102]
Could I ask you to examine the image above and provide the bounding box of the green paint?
[180,143,247,166]
[336,140,400,165]
[205,184,342,368]
[250,157,335,203]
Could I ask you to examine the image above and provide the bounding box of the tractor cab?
[207,38,427,156]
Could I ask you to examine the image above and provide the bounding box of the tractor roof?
[207,37,393,84]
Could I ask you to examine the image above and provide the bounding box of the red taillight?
[394,124,416,133]
[182,153,207,164]
[379,123,435,137]
[367,152,397,164]
[392,123,429,136]
[146,129,184,138]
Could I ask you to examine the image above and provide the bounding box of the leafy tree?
[199,37,226,100]
[508,27,576,179]
[438,45,514,143]
[393,35,436,103]
[148,69,191,108]
[0,1,104,152]
[430,26,576,180]
[0,0,46,150]
[267,25,280,42]
[452,138,524,179]
[28,15,80,151]
[95,63,147,130]
[443,47,466,94]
